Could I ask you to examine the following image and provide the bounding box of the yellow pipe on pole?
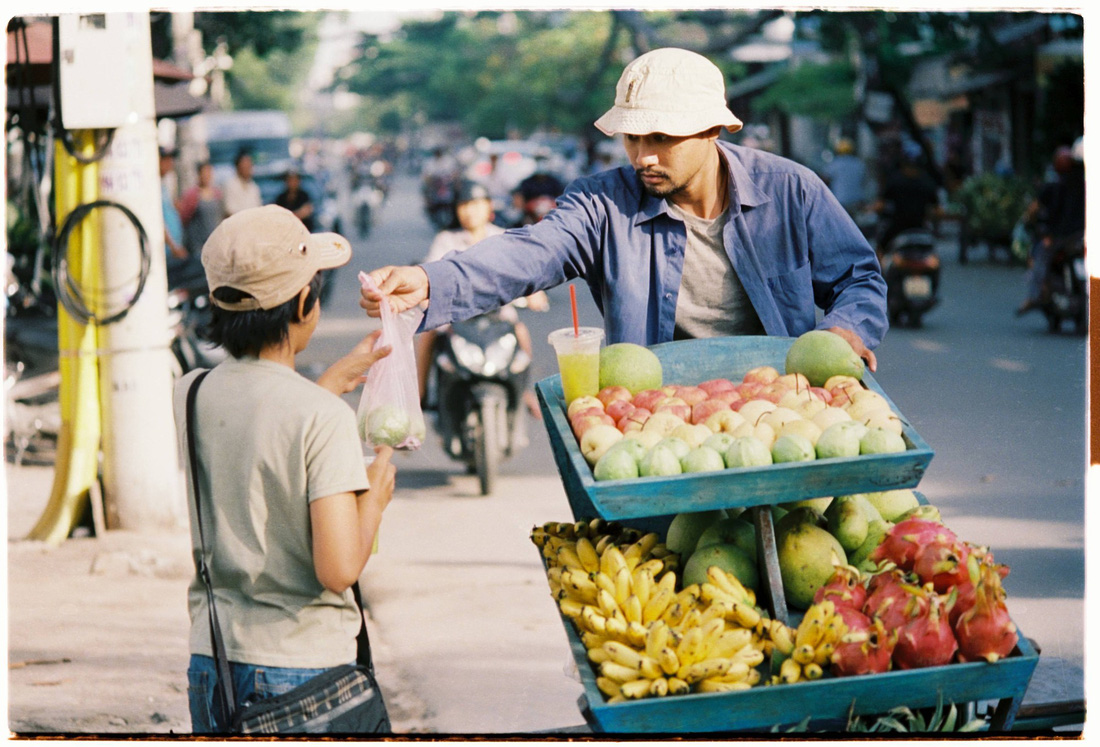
[27,132,103,544]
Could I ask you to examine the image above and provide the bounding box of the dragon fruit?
[893,590,958,669]
[831,611,897,676]
[863,569,927,631]
[913,537,971,593]
[812,564,868,611]
[955,563,1018,663]
[870,518,958,571]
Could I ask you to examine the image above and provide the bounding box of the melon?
[599,343,662,394]
[785,330,864,388]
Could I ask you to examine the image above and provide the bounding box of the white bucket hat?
[594,48,743,137]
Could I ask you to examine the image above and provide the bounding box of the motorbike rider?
[823,138,868,220]
[416,179,549,416]
[872,141,941,257]
[514,150,566,226]
[1015,144,1086,316]
[361,47,886,371]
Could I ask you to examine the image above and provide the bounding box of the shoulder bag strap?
[185,370,238,726]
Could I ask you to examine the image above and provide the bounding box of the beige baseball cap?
[202,205,352,311]
[594,48,743,137]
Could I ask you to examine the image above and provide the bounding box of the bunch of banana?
[766,600,847,685]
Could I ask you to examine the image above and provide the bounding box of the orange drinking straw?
[569,284,579,336]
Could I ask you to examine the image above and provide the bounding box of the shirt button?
[665,293,672,300]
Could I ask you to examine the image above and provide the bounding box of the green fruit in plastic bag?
[363,404,411,446]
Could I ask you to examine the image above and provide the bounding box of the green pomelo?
[599,343,663,394]
[824,495,869,552]
[666,509,727,555]
[771,433,816,463]
[862,489,921,522]
[777,523,848,610]
[774,506,825,540]
[784,330,864,388]
[683,542,759,591]
[593,447,640,481]
[695,517,757,558]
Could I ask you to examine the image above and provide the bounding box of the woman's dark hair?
[206,273,324,358]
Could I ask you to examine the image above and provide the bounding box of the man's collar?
[635,141,769,224]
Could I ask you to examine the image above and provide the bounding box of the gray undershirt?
[668,202,764,339]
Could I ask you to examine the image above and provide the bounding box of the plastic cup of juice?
[548,327,604,404]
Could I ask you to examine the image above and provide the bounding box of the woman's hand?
[316,330,391,395]
[365,445,396,512]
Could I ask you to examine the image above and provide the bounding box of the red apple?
[776,372,811,391]
[737,381,764,400]
[742,365,779,385]
[597,385,633,408]
[605,399,636,422]
[617,407,652,433]
[757,382,788,403]
[691,399,731,425]
[672,385,709,407]
[698,378,736,396]
[708,390,742,407]
[632,389,666,412]
[572,413,616,440]
[654,398,691,422]
[566,395,604,419]
[809,386,833,404]
[661,385,678,396]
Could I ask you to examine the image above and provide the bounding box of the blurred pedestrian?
[823,138,868,218]
[274,167,315,231]
[160,146,186,262]
[873,141,940,255]
[222,150,262,217]
[178,161,225,258]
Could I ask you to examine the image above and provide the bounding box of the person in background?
[275,167,315,231]
[160,146,187,265]
[417,180,548,416]
[176,205,396,733]
[178,161,225,259]
[222,150,262,217]
[823,138,868,219]
[873,141,941,256]
[361,47,886,371]
[1016,144,1086,316]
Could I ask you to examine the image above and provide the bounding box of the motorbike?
[425,309,533,496]
[880,228,941,328]
[1041,232,1087,334]
[422,175,459,229]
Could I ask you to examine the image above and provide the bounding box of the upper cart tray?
[535,336,934,522]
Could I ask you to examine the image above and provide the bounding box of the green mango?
[862,489,921,522]
[777,523,848,610]
[824,495,869,552]
[847,518,893,568]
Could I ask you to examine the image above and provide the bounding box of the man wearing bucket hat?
[362,48,887,370]
[173,205,396,732]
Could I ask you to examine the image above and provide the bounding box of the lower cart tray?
[558,605,1038,734]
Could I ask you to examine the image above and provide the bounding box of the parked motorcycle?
[425,310,533,495]
[1041,232,1087,334]
[880,228,941,328]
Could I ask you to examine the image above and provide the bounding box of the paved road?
[303,171,1085,732]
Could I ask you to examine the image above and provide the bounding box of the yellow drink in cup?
[548,327,605,404]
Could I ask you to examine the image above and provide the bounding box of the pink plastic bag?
[356,272,426,450]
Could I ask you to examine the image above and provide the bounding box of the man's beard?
[636,169,684,198]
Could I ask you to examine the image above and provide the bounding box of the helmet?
[1053,146,1075,175]
[835,138,855,155]
[455,179,491,204]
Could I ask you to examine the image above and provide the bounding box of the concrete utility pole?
[93,13,182,529]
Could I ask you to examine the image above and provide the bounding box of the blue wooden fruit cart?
[534,336,1039,734]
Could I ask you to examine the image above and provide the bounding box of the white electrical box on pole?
[70,12,183,529]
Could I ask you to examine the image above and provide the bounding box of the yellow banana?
[530,526,549,547]
[623,532,661,568]
[708,628,754,659]
[697,618,727,658]
[675,608,704,635]
[649,542,672,559]
[600,661,641,684]
[573,519,591,538]
[792,643,816,665]
[696,678,753,694]
[620,678,652,700]
[601,545,628,578]
[645,621,670,660]
[779,657,802,684]
[716,661,753,683]
[803,662,824,681]
[614,567,632,607]
[602,641,646,670]
[575,536,600,574]
[643,588,675,625]
[726,600,762,629]
[557,543,584,571]
[561,568,599,603]
[657,646,680,676]
[592,571,616,598]
[680,657,733,684]
[632,568,654,609]
[587,646,610,665]
[594,534,615,555]
[558,597,585,619]
[596,676,622,699]
[707,565,751,604]
[623,595,643,625]
[581,605,608,636]
[656,570,678,595]
[700,582,731,605]
[661,601,689,628]
[639,656,663,681]
[770,623,796,656]
[597,589,620,619]
[730,646,766,668]
[649,677,669,698]
[626,622,648,649]
[634,558,664,579]
[667,676,691,696]
[604,615,629,642]
[582,631,609,650]
[676,584,702,607]
[676,627,706,668]
[587,518,608,536]
[794,618,824,650]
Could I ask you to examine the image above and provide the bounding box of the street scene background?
[5,7,1088,737]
